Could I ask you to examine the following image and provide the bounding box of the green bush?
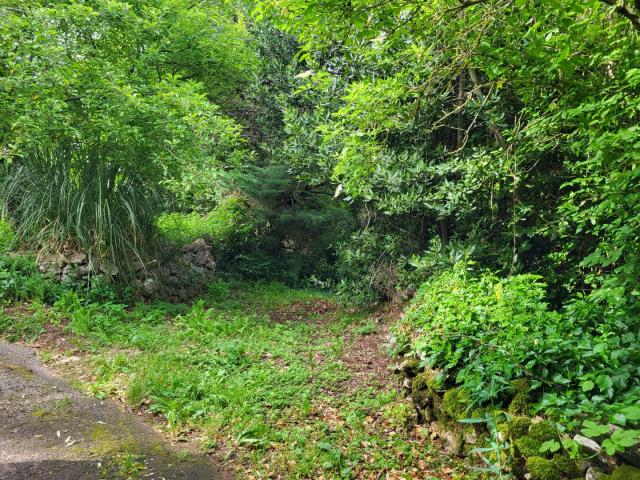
[334,227,414,303]
[234,164,353,286]
[0,255,61,303]
[397,262,640,429]
[0,218,14,253]
[157,194,256,248]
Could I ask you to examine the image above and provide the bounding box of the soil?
[341,323,395,391]
[0,339,222,480]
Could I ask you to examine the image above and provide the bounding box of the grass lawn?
[1,281,468,479]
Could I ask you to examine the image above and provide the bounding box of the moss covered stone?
[383,402,417,430]
[511,378,530,394]
[526,456,561,480]
[508,392,530,416]
[412,370,433,391]
[411,373,431,407]
[528,421,557,443]
[412,369,442,390]
[507,378,531,416]
[411,369,442,409]
[430,419,465,455]
[551,454,580,478]
[514,435,543,459]
[511,457,527,479]
[610,465,640,480]
[513,420,557,460]
[403,358,421,377]
[500,416,532,439]
[420,405,435,422]
[442,387,471,420]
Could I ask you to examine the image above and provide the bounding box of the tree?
[0,0,255,276]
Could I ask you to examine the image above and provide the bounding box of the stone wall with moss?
[396,359,640,480]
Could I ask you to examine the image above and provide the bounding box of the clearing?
[1,282,466,479]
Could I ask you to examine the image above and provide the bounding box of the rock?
[420,405,435,422]
[586,466,608,480]
[391,358,421,377]
[183,238,204,251]
[401,377,412,393]
[574,434,621,472]
[463,426,479,445]
[526,456,554,480]
[577,459,592,473]
[575,434,601,455]
[507,378,531,416]
[429,421,464,455]
[610,465,640,480]
[99,262,119,277]
[442,386,471,420]
[182,238,216,274]
[39,252,66,268]
[60,264,73,283]
[76,264,90,277]
[142,277,158,296]
[67,252,87,264]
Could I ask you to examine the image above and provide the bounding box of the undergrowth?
[396,262,640,459]
[0,265,468,479]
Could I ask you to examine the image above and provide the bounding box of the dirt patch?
[341,324,396,391]
[32,322,81,354]
[337,305,405,392]
[268,299,340,324]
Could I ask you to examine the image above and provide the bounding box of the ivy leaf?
[621,406,640,422]
[612,414,626,427]
[601,429,640,455]
[552,373,570,385]
[581,421,610,438]
[539,440,561,453]
[581,380,595,392]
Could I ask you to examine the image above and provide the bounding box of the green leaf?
[539,440,561,453]
[621,406,640,421]
[581,380,595,392]
[581,421,610,438]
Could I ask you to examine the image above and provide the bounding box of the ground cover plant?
[0,264,468,479]
[396,263,640,445]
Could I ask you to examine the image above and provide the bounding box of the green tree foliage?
[258,0,640,301]
[254,0,640,449]
[234,164,353,284]
[0,0,255,274]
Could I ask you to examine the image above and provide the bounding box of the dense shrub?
[234,164,353,285]
[0,217,14,253]
[157,194,257,248]
[0,255,61,303]
[396,263,640,429]
[334,228,410,303]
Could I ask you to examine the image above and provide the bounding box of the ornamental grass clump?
[2,146,162,281]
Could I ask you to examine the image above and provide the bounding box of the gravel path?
[0,340,220,480]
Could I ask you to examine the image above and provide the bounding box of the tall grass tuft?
[1,145,162,281]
